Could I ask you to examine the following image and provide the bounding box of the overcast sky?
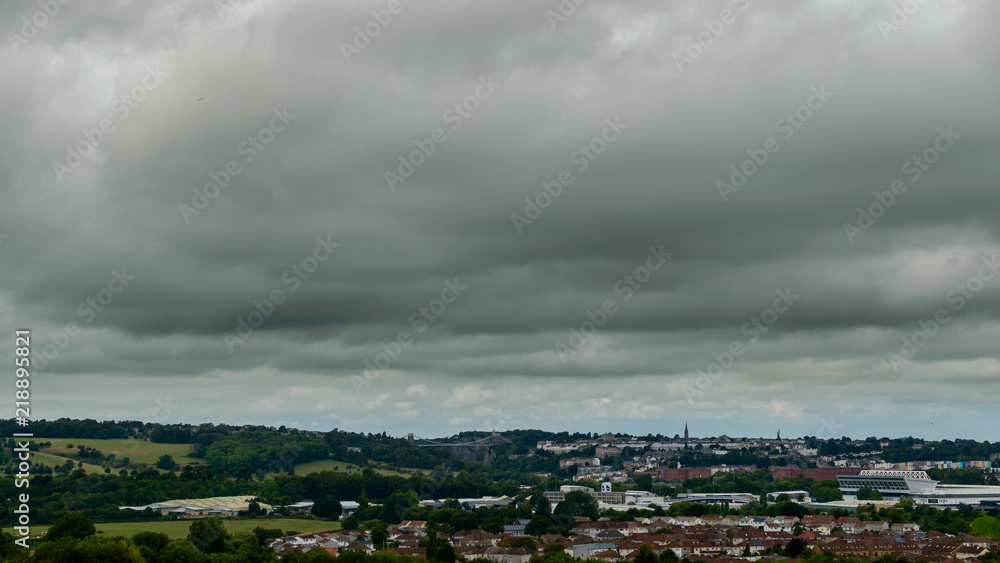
[2,0,998,441]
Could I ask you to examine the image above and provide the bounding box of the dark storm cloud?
[1,0,998,437]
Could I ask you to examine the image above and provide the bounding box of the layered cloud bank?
[1,0,998,438]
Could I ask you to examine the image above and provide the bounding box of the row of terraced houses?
[267,516,997,561]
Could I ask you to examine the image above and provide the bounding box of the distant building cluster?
[530,423,999,513]
[559,457,600,470]
[659,465,762,481]
[544,485,626,505]
[871,460,994,471]
[266,513,999,561]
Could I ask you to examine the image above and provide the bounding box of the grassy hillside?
[5,518,340,541]
[28,438,201,466]
[28,438,429,479]
[30,451,106,474]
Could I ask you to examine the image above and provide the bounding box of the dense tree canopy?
[553,490,599,521]
[43,513,96,541]
[313,496,343,518]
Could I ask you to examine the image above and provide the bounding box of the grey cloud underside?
[1,0,998,436]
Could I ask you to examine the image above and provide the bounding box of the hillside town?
[5,419,999,562]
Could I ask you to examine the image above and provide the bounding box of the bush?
[133,531,170,551]
[44,513,96,541]
[156,454,177,470]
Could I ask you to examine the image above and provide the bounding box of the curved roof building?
[837,470,1000,508]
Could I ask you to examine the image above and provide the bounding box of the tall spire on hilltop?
[684,421,689,448]
[777,429,781,441]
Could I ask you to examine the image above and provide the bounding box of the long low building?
[837,470,1000,508]
[671,492,758,507]
[417,496,515,510]
[773,467,863,480]
[119,495,273,518]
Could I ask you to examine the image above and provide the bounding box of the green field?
[4,518,340,541]
[292,458,425,477]
[28,438,201,466]
[30,452,106,474]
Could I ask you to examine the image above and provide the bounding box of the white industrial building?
[838,469,1000,507]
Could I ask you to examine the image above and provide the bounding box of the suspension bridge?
[407,432,511,463]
